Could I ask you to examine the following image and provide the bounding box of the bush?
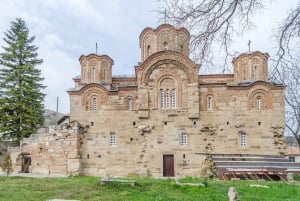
[294,175,300,181]
[1,153,13,176]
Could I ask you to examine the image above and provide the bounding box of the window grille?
[166,89,170,108]
[172,89,176,108]
[92,97,97,111]
[240,132,247,147]
[160,89,164,109]
[207,96,212,110]
[181,133,187,146]
[110,132,116,146]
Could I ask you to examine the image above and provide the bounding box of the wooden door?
[163,155,174,177]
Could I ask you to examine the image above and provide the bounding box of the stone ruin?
[9,121,88,176]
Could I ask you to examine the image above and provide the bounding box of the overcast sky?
[0,0,297,114]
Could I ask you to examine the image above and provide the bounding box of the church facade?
[10,24,286,177]
[66,24,285,177]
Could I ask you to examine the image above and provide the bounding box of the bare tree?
[271,4,300,147]
[158,0,264,70]
[159,0,300,147]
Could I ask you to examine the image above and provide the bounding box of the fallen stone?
[48,200,80,201]
[249,184,270,188]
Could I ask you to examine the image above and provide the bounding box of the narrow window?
[172,88,176,108]
[242,64,247,80]
[160,89,164,109]
[91,67,96,82]
[82,71,85,83]
[92,97,97,111]
[181,133,187,146]
[179,44,184,53]
[207,96,212,110]
[147,45,151,56]
[128,96,133,110]
[110,132,116,146]
[256,97,261,110]
[254,65,258,80]
[166,89,170,108]
[240,132,247,147]
[85,101,89,111]
[83,69,87,83]
[103,68,106,81]
[163,41,168,50]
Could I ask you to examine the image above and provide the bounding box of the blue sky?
[0,0,297,113]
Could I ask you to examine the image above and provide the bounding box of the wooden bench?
[100,178,136,186]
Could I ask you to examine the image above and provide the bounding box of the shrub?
[1,153,13,176]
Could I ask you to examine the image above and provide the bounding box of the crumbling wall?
[272,126,286,156]
[199,125,218,178]
[200,155,217,178]
[10,122,83,175]
[200,125,218,153]
[136,124,154,177]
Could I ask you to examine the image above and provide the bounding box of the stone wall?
[10,124,81,176]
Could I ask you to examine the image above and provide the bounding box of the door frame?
[163,154,174,177]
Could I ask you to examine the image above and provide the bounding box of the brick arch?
[247,88,273,110]
[137,51,199,85]
[80,85,108,110]
[155,74,181,109]
[157,29,175,51]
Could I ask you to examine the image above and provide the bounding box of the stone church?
[10,24,293,179]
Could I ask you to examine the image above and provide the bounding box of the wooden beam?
[264,173,273,181]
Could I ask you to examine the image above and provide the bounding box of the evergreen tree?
[0,18,45,144]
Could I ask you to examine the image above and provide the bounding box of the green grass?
[0,176,299,201]
[294,175,300,181]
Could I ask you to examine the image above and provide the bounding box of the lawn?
[0,176,299,201]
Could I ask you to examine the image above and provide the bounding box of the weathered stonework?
[10,24,286,178]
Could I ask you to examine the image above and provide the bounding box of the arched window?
[207,96,212,110]
[163,41,168,50]
[103,68,106,81]
[242,64,247,80]
[147,45,151,56]
[91,67,96,82]
[160,89,164,109]
[92,97,97,111]
[85,101,89,111]
[172,89,176,108]
[127,96,133,110]
[254,65,258,80]
[166,89,170,108]
[83,67,87,83]
[101,61,107,81]
[256,97,261,110]
[159,78,177,110]
[179,44,184,53]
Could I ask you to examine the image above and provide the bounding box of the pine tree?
[0,18,45,144]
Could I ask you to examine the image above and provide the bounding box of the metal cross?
[248,40,251,53]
